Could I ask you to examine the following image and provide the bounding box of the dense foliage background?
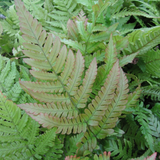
[0,0,160,159]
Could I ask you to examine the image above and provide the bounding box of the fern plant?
[14,0,142,157]
[0,92,63,159]
[0,0,159,159]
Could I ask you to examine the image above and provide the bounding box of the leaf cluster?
[0,0,160,159]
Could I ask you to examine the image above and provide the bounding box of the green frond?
[134,105,154,152]
[151,103,160,119]
[0,92,63,159]
[123,26,160,55]
[5,82,23,102]
[85,51,106,68]
[104,35,117,74]
[113,35,128,54]
[89,23,118,43]
[45,137,63,160]
[45,0,81,32]
[141,49,160,78]
[148,115,160,147]
[7,5,19,26]
[104,138,133,160]
[93,151,111,160]
[76,131,97,156]
[125,86,141,109]
[91,35,118,98]
[23,0,43,10]
[75,0,96,11]
[44,0,53,12]
[65,133,84,156]
[142,85,160,101]
[0,55,35,104]
[123,114,146,151]
[0,3,23,54]
[112,9,160,19]
[2,62,35,119]
[90,65,106,99]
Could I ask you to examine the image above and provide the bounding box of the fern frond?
[45,0,81,32]
[0,92,62,159]
[148,114,160,138]
[65,50,85,96]
[0,56,23,103]
[125,86,141,109]
[76,131,97,156]
[75,58,97,108]
[15,0,129,156]
[134,106,154,152]
[141,49,160,78]
[85,61,120,126]
[104,138,133,160]
[123,26,160,55]
[112,9,160,19]
[62,17,118,58]
[123,114,146,151]
[89,23,118,43]
[142,85,160,101]
[90,68,128,139]
[91,35,117,98]
[65,133,84,156]
[104,34,118,74]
